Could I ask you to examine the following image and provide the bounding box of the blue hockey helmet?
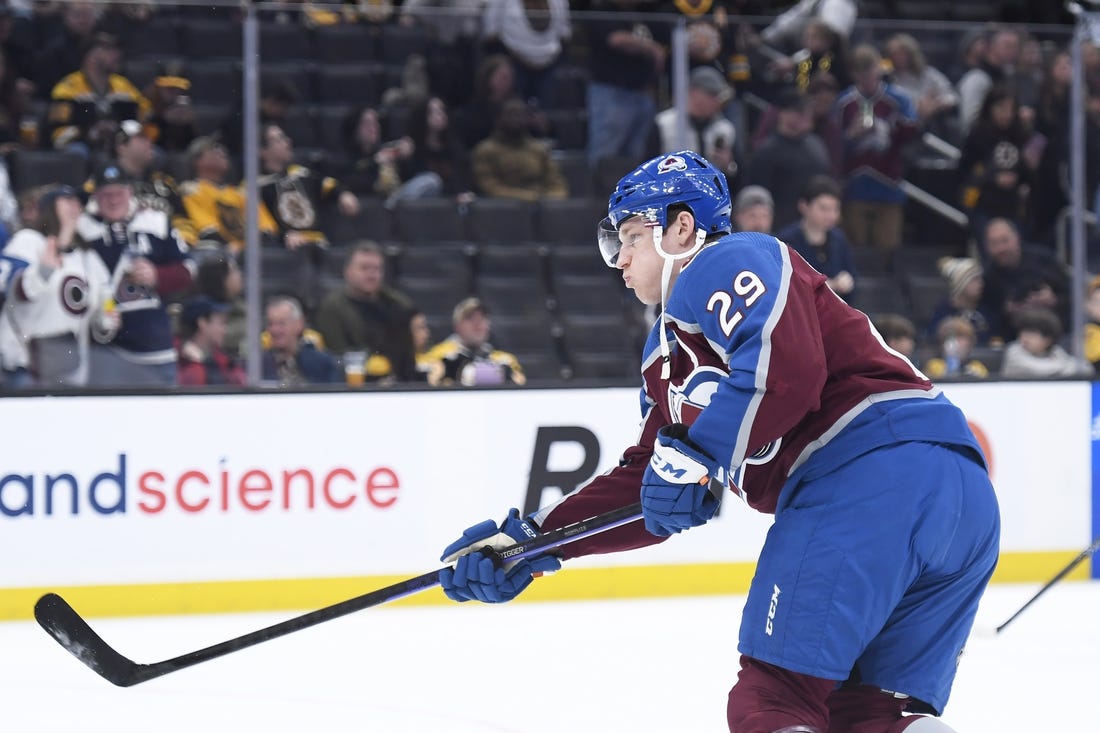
[597,151,732,266]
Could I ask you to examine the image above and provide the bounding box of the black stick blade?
[34,593,148,687]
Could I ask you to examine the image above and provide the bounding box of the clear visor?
[596,217,622,267]
[596,211,660,267]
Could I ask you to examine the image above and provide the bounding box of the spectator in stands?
[926,256,1002,347]
[872,312,918,361]
[262,294,342,386]
[481,0,571,106]
[454,54,532,150]
[884,33,959,135]
[176,295,246,387]
[400,0,483,46]
[732,184,774,234]
[45,31,150,156]
[744,87,830,230]
[31,0,98,101]
[957,27,1020,137]
[87,119,195,245]
[258,122,360,313]
[181,135,277,256]
[835,44,918,251]
[650,67,737,185]
[1014,34,1045,127]
[923,316,991,380]
[410,309,437,381]
[78,163,194,387]
[398,96,476,205]
[958,86,1032,237]
[950,28,987,85]
[471,97,568,202]
[220,79,299,158]
[979,217,1070,343]
[759,0,856,51]
[143,67,197,154]
[1030,51,1094,245]
[751,72,843,176]
[336,106,409,201]
[0,158,16,244]
[0,43,36,149]
[1,184,115,387]
[423,297,525,386]
[776,174,856,301]
[585,4,666,165]
[314,241,418,383]
[764,18,851,94]
[1001,305,1092,378]
[193,254,247,360]
[1084,276,1100,371]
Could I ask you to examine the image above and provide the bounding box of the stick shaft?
[37,502,643,686]
[995,535,1100,634]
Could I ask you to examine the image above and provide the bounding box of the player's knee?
[726,655,833,733]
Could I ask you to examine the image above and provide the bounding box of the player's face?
[615,217,665,305]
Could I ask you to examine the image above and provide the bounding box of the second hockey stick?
[993,534,1100,634]
[36,502,643,687]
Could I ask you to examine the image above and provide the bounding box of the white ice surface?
[3,582,1096,731]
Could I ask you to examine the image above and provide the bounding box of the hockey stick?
[36,502,643,687]
[993,535,1100,634]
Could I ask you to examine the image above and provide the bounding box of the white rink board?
[0,382,1091,589]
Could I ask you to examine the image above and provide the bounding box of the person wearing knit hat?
[925,256,1003,347]
[939,256,982,301]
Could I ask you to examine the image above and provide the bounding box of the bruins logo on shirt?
[276,189,316,229]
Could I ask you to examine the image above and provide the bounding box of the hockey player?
[438,151,1000,732]
[1,185,115,387]
[78,164,194,386]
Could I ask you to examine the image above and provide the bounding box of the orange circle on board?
[968,420,994,478]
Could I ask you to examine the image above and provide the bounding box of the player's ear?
[671,209,696,247]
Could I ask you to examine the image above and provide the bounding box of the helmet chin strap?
[654,226,707,379]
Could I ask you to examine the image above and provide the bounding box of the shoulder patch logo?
[657,155,687,174]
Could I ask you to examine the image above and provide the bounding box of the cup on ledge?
[343,351,367,387]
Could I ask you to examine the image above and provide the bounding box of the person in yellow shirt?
[179,136,277,256]
[45,32,151,155]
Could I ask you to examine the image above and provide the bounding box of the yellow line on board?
[1,551,1090,622]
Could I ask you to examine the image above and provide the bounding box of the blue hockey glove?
[641,424,723,537]
[439,509,562,603]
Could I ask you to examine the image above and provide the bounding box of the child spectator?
[872,312,918,361]
[193,254,247,360]
[176,295,247,387]
[927,256,1002,347]
[776,175,856,301]
[1001,306,1093,378]
[923,316,990,380]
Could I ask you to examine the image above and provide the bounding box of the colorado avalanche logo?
[668,366,725,425]
[656,155,688,174]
